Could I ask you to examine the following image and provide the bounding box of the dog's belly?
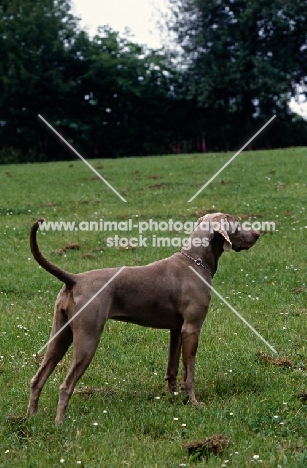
[109,306,183,329]
[109,310,183,329]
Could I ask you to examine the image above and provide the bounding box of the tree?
[167,0,307,148]
[57,27,182,157]
[0,0,79,161]
[0,0,187,161]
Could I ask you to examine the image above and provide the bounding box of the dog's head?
[194,213,260,252]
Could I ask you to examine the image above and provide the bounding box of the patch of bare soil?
[74,386,118,398]
[81,253,96,259]
[54,242,80,255]
[293,287,307,294]
[148,183,165,189]
[297,392,307,402]
[183,434,230,461]
[257,351,293,368]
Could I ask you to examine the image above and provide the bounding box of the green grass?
[0,148,306,467]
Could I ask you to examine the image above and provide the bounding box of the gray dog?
[27,213,259,423]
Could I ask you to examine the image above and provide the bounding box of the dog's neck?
[182,234,225,276]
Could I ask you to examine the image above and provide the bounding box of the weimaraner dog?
[27,213,259,423]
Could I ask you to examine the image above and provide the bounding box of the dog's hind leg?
[164,328,182,392]
[27,308,73,417]
[55,326,103,424]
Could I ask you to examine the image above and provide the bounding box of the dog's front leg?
[180,323,201,404]
[164,328,182,392]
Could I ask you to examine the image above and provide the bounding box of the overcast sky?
[71,0,168,49]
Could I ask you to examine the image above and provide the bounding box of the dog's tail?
[30,219,77,289]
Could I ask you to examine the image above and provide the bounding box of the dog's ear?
[197,213,232,252]
[216,228,232,251]
[211,214,232,252]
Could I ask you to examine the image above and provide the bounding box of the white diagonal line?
[189,266,278,355]
[37,266,126,354]
[188,115,276,202]
[38,114,127,202]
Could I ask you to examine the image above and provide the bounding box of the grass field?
[0,148,306,467]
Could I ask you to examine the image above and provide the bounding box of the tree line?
[1,0,307,163]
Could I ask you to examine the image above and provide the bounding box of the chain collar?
[181,252,214,278]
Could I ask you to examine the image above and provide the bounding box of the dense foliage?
[1,0,307,162]
[167,0,307,148]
